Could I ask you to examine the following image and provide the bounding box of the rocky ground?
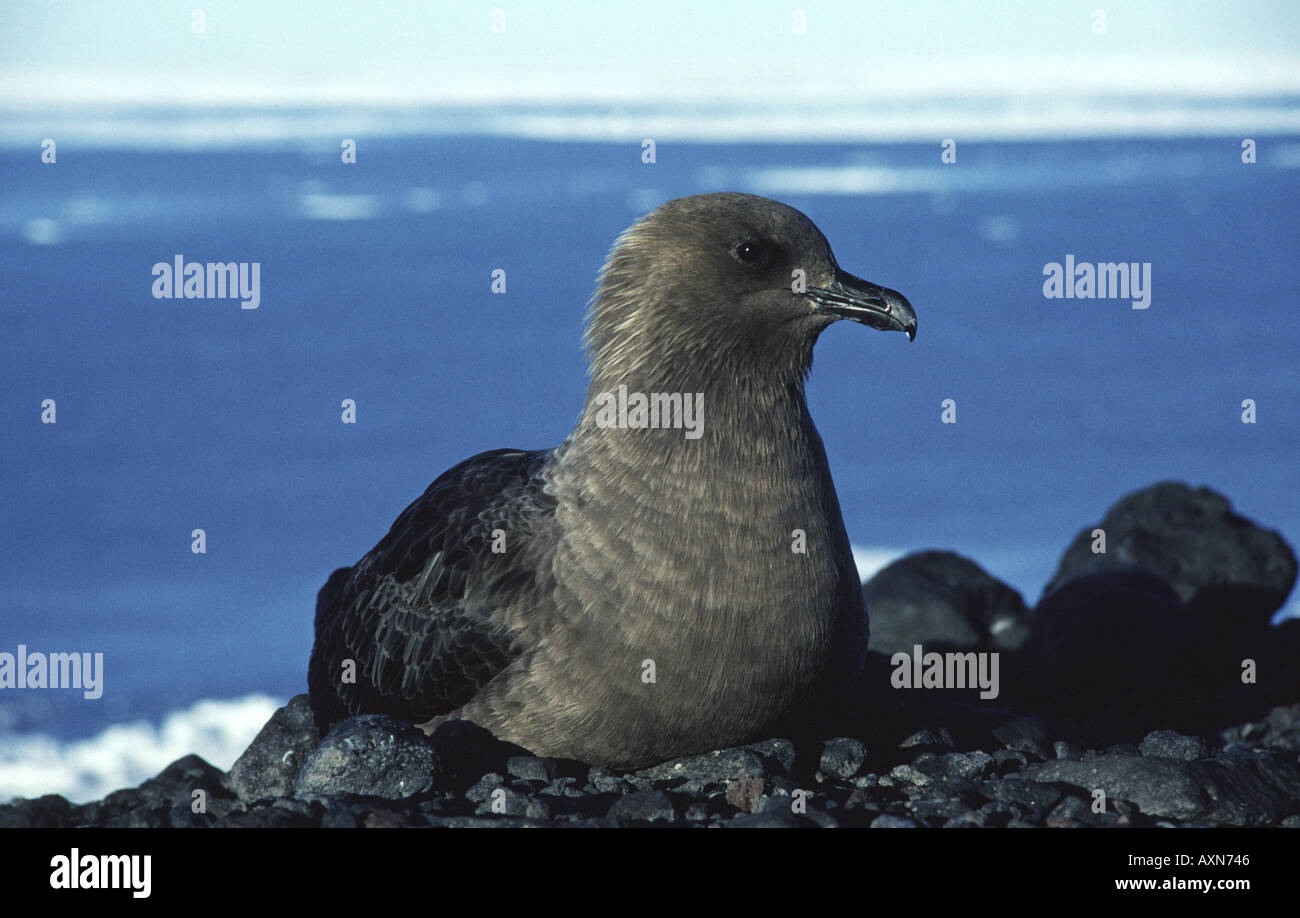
[5,481,1298,828]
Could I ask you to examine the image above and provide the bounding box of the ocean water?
[2,129,1298,801]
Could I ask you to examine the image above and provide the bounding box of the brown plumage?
[308,192,916,768]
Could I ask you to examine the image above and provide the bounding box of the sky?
[2,0,1299,106]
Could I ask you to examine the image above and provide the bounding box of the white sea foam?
[1,49,1296,148]
[21,217,63,246]
[0,694,282,804]
[4,99,1297,151]
[745,165,941,196]
[3,50,1299,153]
[297,192,382,221]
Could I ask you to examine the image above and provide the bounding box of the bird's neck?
[589,349,808,432]
[548,354,826,509]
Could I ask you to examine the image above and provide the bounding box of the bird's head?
[586,192,915,383]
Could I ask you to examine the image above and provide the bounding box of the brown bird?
[309,192,916,769]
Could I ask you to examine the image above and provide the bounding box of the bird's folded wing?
[309,447,552,726]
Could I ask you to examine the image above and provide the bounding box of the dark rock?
[607,790,676,823]
[980,778,1064,812]
[844,786,888,810]
[321,807,361,828]
[898,726,957,750]
[992,716,1053,759]
[941,751,995,780]
[586,765,627,794]
[362,808,432,828]
[463,773,505,803]
[1140,730,1209,761]
[976,800,1019,827]
[802,809,842,828]
[1046,794,1145,828]
[506,755,561,783]
[270,796,321,820]
[819,737,868,779]
[622,774,655,793]
[169,802,214,828]
[540,777,583,798]
[104,805,170,828]
[416,794,467,816]
[142,754,228,806]
[870,813,921,828]
[1045,795,1097,828]
[0,794,78,828]
[889,763,932,787]
[183,783,240,821]
[893,752,993,794]
[1108,799,1146,826]
[908,796,980,826]
[1019,570,1182,720]
[1199,620,1300,725]
[1219,703,1300,753]
[1053,741,1083,760]
[745,738,797,776]
[771,776,800,797]
[1187,751,1300,826]
[474,787,551,819]
[215,804,318,828]
[427,719,529,789]
[422,814,560,828]
[725,776,766,812]
[76,753,230,828]
[1044,482,1297,627]
[1023,755,1207,820]
[992,748,1029,774]
[863,550,1031,654]
[73,795,131,827]
[635,746,769,790]
[724,811,814,827]
[684,802,711,821]
[942,809,985,827]
[225,694,320,801]
[294,715,442,799]
[774,795,838,827]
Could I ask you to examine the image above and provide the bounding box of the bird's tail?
[307,566,354,731]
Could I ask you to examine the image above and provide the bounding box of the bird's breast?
[539,421,862,719]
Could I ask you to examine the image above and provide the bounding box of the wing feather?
[308,448,552,728]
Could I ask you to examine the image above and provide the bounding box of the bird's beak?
[807,268,917,341]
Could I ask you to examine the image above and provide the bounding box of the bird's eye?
[734,240,766,265]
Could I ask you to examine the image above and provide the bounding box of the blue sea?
[3,126,1298,801]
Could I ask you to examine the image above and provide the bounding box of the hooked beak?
[806,268,917,341]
